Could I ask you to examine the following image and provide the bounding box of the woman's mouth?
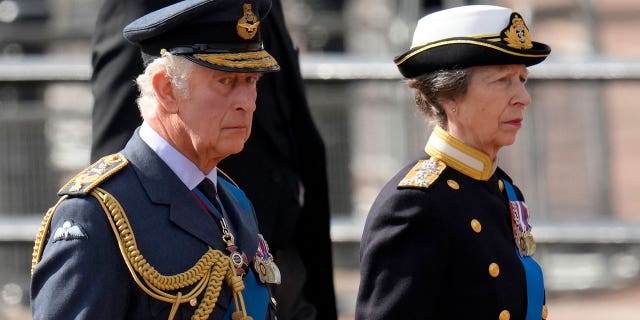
[505,119,523,127]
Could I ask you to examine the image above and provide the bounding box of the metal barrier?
[3,54,640,82]
[2,55,640,315]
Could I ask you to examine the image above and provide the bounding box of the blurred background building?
[1,0,640,319]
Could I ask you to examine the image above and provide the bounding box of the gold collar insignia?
[424,126,497,181]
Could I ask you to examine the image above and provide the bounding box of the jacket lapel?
[122,130,225,249]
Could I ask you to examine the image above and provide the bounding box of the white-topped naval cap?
[411,5,512,48]
[394,4,551,79]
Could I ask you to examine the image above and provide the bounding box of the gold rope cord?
[91,187,236,320]
[31,195,69,275]
[30,187,253,320]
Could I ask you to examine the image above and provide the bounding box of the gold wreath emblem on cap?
[502,13,533,50]
[237,3,259,40]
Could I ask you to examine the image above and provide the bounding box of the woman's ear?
[152,70,179,113]
[439,97,457,117]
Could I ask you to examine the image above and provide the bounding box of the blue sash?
[223,270,270,320]
[503,180,544,320]
[194,179,270,320]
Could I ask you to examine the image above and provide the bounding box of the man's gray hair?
[135,53,195,118]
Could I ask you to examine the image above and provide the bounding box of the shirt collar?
[139,121,218,190]
[424,125,497,181]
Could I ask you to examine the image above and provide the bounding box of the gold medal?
[254,234,281,284]
[503,179,536,257]
[516,231,536,256]
[254,256,281,284]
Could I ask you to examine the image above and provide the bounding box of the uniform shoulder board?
[398,158,446,189]
[58,153,129,196]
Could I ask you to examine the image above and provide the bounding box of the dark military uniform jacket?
[31,129,277,320]
[356,126,548,320]
[90,0,336,317]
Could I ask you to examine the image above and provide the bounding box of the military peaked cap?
[123,0,279,73]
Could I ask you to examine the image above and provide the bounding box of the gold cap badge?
[502,13,533,50]
[237,3,259,40]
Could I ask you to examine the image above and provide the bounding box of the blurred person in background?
[356,5,551,320]
[32,0,283,318]
[90,0,337,319]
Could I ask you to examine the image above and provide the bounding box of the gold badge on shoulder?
[398,158,446,189]
[58,153,128,196]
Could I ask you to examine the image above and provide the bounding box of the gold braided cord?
[193,51,278,69]
[91,187,239,320]
[30,186,253,320]
[31,195,69,275]
[169,292,183,320]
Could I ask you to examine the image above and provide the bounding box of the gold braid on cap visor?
[194,51,278,69]
[395,38,549,66]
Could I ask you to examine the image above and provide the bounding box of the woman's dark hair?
[407,68,470,129]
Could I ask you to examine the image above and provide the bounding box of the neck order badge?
[194,178,249,276]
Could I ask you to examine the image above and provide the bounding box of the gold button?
[489,262,500,277]
[271,297,278,308]
[498,180,504,191]
[499,310,510,320]
[447,179,460,190]
[189,298,198,307]
[470,219,482,233]
[542,305,548,319]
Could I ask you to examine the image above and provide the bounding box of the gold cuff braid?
[31,187,253,320]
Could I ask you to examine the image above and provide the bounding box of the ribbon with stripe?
[503,179,544,320]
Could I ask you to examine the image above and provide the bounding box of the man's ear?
[152,70,179,113]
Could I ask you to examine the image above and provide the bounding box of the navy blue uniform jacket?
[31,132,272,319]
[356,125,547,320]
[357,159,542,319]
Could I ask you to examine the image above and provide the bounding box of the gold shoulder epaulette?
[398,158,446,189]
[58,153,129,196]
